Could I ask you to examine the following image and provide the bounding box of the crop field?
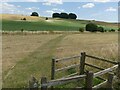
[2,32,118,88]
[1,14,118,31]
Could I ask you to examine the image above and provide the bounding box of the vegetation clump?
[31,12,39,17]
[52,13,60,18]
[79,27,84,32]
[118,28,120,31]
[68,13,77,19]
[97,26,104,32]
[86,23,98,32]
[52,12,77,19]
[45,17,48,20]
[109,29,115,32]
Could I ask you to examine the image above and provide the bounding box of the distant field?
[1,14,118,31]
[2,32,118,88]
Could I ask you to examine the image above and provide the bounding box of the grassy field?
[2,32,118,88]
[1,14,118,31]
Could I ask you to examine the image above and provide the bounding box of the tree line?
[52,13,77,19]
[30,12,77,19]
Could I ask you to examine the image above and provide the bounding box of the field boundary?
[1,31,118,35]
[29,52,119,89]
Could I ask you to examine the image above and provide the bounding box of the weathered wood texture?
[86,54,118,64]
[41,74,86,87]
[55,55,80,62]
[85,63,104,70]
[30,52,119,89]
[41,77,47,90]
[51,58,55,80]
[55,64,79,72]
[85,71,94,90]
[94,65,118,77]
[80,52,86,75]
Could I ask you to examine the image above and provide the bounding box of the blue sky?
[1,0,119,22]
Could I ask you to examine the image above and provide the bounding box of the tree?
[69,13,77,19]
[97,26,104,32]
[31,12,39,17]
[118,28,120,31]
[52,13,60,18]
[86,23,98,32]
[60,13,69,19]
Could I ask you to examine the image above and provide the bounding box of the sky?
[1,0,120,22]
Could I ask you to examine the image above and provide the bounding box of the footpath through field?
[3,34,66,88]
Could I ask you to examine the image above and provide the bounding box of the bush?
[118,28,120,31]
[86,23,98,32]
[45,17,48,20]
[23,18,26,20]
[97,26,104,32]
[79,28,84,32]
[68,13,77,19]
[110,29,115,32]
[52,13,60,18]
[31,12,39,17]
[21,29,24,32]
[104,29,107,32]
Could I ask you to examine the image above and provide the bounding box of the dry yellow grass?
[2,34,60,76]
[0,14,44,21]
[2,33,118,87]
[55,33,118,70]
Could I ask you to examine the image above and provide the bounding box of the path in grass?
[3,34,66,88]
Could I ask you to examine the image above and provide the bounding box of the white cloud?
[2,0,38,2]
[45,10,55,15]
[45,8,65,15]
[25,7,39,11]
[52,8,64,12]
[43,0,63,6]
[26,0,38,2]
[1,2,37,15]
[82,3,95,8]
[94,0,119,2]
[1,3,18,14]
[94,0,110,2]
[106,7,117,12]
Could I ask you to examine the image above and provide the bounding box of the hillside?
[1,14,118,31]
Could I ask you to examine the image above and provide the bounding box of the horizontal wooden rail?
[62,72,79,78]
[93,80,107,89]
[41,74,86,87]
[85,63,104,70]
[55,55,80,62]
[85,54,118,64]
[94,65,118,77]
[55,64,79,72]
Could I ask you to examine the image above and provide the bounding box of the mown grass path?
[3,34,66,88]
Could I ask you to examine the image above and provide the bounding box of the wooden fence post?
[51,58,55,80]
[29,76,39,90]
[117,62,120,79]
[41,77,47,90]
[106,73,114,89]
[85,71,93,90]
[80,52,86,75]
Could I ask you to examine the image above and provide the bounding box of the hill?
[1,14,118,31]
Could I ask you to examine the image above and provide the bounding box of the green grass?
[3,35,66,88]
[2,18,118,31]
[2,20,81,31]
